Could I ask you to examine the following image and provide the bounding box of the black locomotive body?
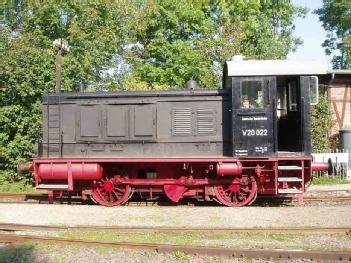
[42,89,232,158]
[28,58,328,206]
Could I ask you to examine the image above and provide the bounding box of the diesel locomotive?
[24,57,329,206]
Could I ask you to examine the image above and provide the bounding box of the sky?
[287,0,332,68]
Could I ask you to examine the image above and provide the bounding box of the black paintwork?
[39,75,313,159]
[232,77,277,157]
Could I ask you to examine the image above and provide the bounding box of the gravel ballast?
[0,204,350,227]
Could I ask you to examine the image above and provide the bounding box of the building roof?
[327,69,351,75]
[226,58,327,77]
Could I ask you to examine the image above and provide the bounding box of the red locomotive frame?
[28,157,326,207]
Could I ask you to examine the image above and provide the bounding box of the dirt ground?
[0,203,350,228]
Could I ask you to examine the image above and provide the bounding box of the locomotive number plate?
[241,129,268,136]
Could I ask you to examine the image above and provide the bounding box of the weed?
[60,230,300,247]
[0,243,33,263]
[312,176,349,185]
[55,255,66,263]
[172,250,191,261]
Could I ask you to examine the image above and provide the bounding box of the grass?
[59,230,351,252]
[0,242,34,263]
[60,230,300,247]
[0,182,39,193]
[55,255,66,263]
[312,176,349,185]
[172,251,191,260]
[0,180,47,193]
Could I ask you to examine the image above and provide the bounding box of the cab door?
[232,77,277,157]
[299,76,313,155]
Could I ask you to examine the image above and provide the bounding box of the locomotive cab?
[224,58,325,157]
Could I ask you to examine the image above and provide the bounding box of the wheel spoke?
[233,192,238,204]
[112,190,120,199]
[240,187,250,193]
[97,189,106,201]
[116,187,125,194]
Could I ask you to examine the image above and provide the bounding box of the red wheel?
[91,177,131,206]
[214,175,257,207]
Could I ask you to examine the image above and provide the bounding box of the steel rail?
[1,192,351,205]
[308,189,351,193]
[303,196,351,202]
[0,233,350,261]
[0,223,350,234]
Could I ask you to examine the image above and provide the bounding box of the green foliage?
[315,1,351,69]
[0,0,134,184]
[126,0,306,89]
[22,0,136,91]
[0,32,53,182]
[311,95,333,151]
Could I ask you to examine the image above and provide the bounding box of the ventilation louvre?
[197,109,215,135]
[173,108,192,135]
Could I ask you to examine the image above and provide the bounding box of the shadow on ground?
[24,192,295,207]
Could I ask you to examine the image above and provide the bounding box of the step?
[278,165,302,170]
[278,188,303,194]
[278,177,303,182]
[37,184,68,190]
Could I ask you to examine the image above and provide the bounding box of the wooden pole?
[55,44,62,93]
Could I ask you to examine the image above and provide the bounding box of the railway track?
[1,223,350,234]
[0,192,351,205]
[1,223,351,261]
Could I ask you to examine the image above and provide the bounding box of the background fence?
[312,149,349,179]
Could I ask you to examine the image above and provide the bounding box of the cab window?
[309,76,318,105]
[241,80,264,109]
[288,80,298,111]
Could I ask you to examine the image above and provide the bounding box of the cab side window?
[288,80,298,111]
[241,80,264,109]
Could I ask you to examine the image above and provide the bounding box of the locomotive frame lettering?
[25,58,329,207]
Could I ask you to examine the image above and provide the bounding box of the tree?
[315,0,351,69]
[0,31,53,184]
[0,0,306,188]
[0,1,134,187]
[311,95,333,151]
[124,0,306,90]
